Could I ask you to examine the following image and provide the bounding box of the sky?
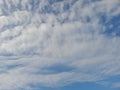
[0,0,120,90]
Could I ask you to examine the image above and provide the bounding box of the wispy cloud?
[0,0,120,89]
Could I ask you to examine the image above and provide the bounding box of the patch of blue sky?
[21,82,119,90]
[29,0,40,12]
[4,64,23,70]
[98,13,120,37]
[45,64,74,74]
[32,64,74,75]
[41,0,77,15]
[104,15,120,37]
[104,75,120,83]
[48,0,64,4]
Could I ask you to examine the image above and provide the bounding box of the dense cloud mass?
[0,0,120,89]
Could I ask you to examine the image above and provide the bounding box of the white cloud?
[0,0,120,89]
[112,82,120,88]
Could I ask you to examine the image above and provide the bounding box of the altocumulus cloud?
[0,0,120,89]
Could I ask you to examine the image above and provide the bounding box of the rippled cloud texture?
[0,0,120,89]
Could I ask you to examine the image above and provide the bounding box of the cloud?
[112,82,120,88]
[0,0,120,89]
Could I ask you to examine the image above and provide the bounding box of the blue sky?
[40,83,119,90]
[0,0,120,90]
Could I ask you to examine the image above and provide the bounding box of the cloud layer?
[0,0,120,89]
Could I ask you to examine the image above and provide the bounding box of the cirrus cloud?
[0,0,120,89]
